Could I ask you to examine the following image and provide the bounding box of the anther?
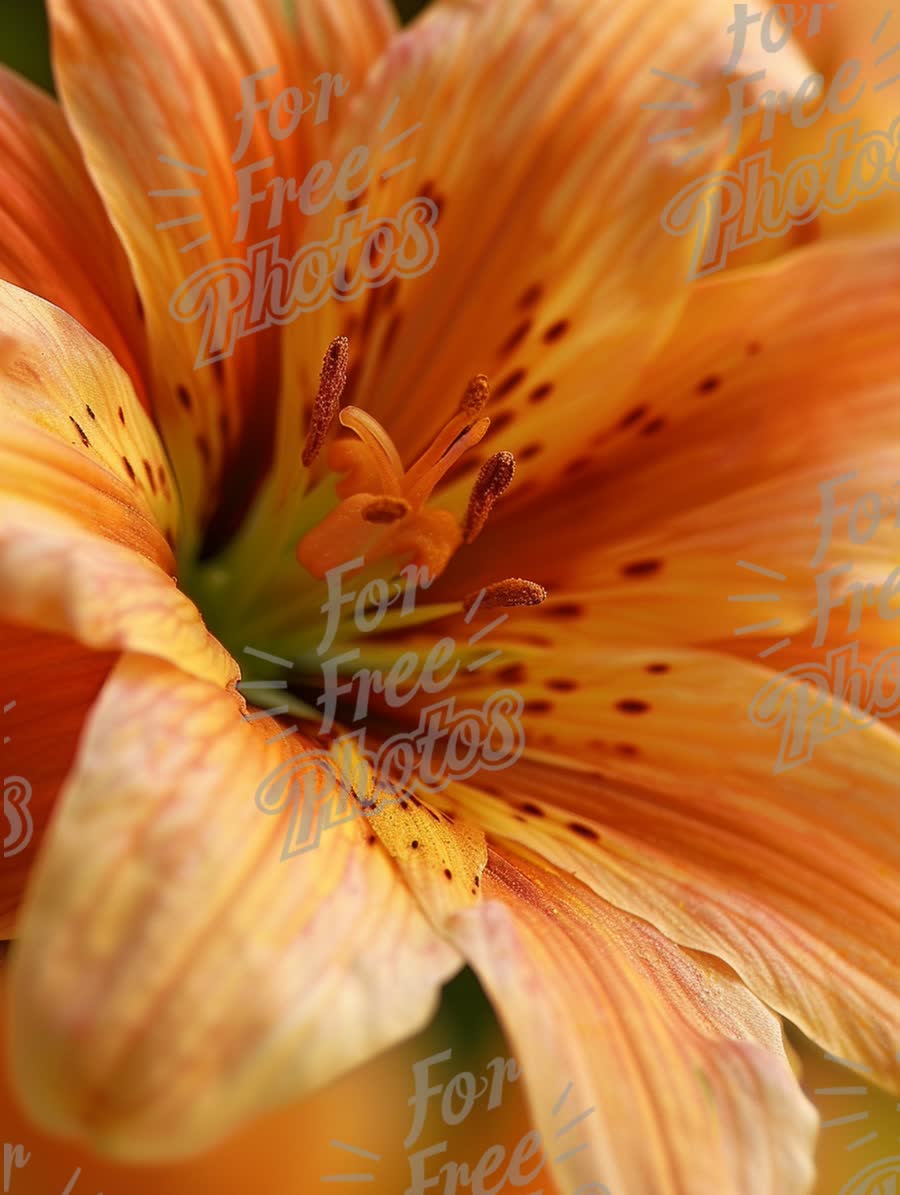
[362,496,411,524]
[463,578,548,614]
[463,452,516,544]
[458,375,491,418]
[302,336,349,466]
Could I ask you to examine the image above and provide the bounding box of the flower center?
[184,338,546,731]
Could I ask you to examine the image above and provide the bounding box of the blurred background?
[0,1,897,1192]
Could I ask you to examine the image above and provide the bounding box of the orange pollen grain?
[458,374,491,418]
[463,451,516,544]
[464,578,548,614]
[302,336,349,466]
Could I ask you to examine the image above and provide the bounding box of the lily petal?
[272,0,811,506]
[0,66,148,403]
[48,0,396,529]
[9,654,461,1159]
[440,642,900,1095]
[447,844,817,1195]
[0,281,233,687]
[436,237,900,643]
[0,626,115,938]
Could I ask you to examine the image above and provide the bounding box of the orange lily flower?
[1,1,898,1193]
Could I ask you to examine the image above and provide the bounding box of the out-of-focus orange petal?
[0,282,233,687]
[0,67,148,404]
[9,654,460,1159]
[447,844,817,1195]
[270,0,812,509]
[723,0,900,270]
[0,625,116,938]
[48,0,396,530]
[437,641,900,1095]
[0,952,440,1195]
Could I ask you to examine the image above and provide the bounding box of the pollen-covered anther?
[302,336,349,466]
[362,496,411,524]
[464,578,548,615]
[458,374,491,418]
[463,451,516,544]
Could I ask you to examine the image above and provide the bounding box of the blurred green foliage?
[0,0,52,91]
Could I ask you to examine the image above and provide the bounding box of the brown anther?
[458,374,490,418]
[362,496,411,524]
[463,451,516,544]
[463,578,548,615]
[302,336,349,466]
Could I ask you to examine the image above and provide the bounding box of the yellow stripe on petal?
[9,654,460,1159]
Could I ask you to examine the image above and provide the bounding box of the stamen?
[302,336,349,466]
[405,375,491,491]
[463,578,548,615]
[362,496,411,524]
[458,374,490,418]
[339,406,405,493]
[404,416,490,509]
[463,451,516,544]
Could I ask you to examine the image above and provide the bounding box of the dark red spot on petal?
[69,417,90,448]
[569,822,599,840]
[543,319,570,344]
[529,382,554,403]
[544,603,583,619]
[499,320,532,357]
[547,678,577,692]
[646,663,670,674]
[518,283,543,309]
[176,385,192,411]
[616,699,649,715]
[618,404,648,429]
[642,417,666,436]
[122,456,136,482]
[622,559,663,578]
[519,802,545,817]
[524,699,553,714]
[697,375,721,395]
[493,370,527,400]
[85,404,96,421]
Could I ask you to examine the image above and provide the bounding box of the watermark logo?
[736,472,900,771]
[816,1045,900,1194]
[3,701,32,860]
[321,1047,610,1194]
[252,564,526,859]
[3,1144,103,1195]
[151,67,440,368]
[651,4,900,278]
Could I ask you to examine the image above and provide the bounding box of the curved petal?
[0,625,115,938]
[447,844,817,1195]
[270,0,812,508]
[48,0,396,531]
[0,282,233,686]
[438,642,900,1096]
[0,955,430,1194]
[8,654,461,1159]
[0,67,148,402]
